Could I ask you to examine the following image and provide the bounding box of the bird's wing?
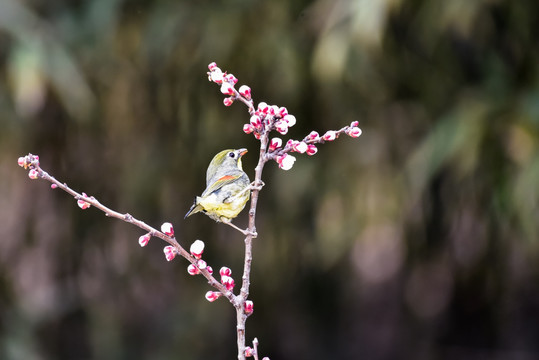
[201,173,243,196]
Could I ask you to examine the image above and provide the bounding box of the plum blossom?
[239,85,251,99]
[163,246,176,261]
[190,239,205,259]
[28,169,39,180]
[161,222,174,237]
[209,68,223,84]
[220,266,232,277]
[276,154,296,170]
[205,291,222,302]
[306,144,318,156]
[220,82,235,96]
[269,138,282,152]
[243,123,255,134]
[291,141,308,154]
[250,115,262,128]
[188,264,200,275]
[77,193,91,209]
[347,127,362,138]
[323,130,337,141]
[224,73,238,84]
[244,300,254,315]
[221,275,235,291]
[307,131,319,140]
[283,114,296,127]
[138,233,151,247]
[275,120,288,135]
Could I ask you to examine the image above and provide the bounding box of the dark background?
[2,0,539,359]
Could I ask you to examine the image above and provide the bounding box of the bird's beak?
[239,148,248,157]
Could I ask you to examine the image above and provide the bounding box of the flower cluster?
[207,62,250,107]
[266,120,362,170]
[219,266,235,291]
[187,240,213,275]
[243,102,296,140]
[208,62,362,171]
[18,154,41,179]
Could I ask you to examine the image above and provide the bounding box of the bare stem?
[235,119,270,360]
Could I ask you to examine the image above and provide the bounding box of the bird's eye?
[228,152,235,158]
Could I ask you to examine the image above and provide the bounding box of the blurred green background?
[2,0,539,359]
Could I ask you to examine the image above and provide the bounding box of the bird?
[185,148,251,225]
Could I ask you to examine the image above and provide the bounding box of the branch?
[17,153,235,302]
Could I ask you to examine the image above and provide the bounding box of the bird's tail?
[184,197,202,219]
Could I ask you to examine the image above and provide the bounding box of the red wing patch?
[218,175,236,182]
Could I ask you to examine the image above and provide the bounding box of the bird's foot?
[234,180,265,199]
[250,180,265,192]
[224,221,257,237]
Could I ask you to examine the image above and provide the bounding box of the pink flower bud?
[283,114,296,127]
[220,82,235,95]
[51,184,58,189]
[223,97,234,106]
[208,62,218,71]
[77,193,91,209]
[138,233,151,247]
[206,266,214,274]
[187,264,200,275]
[254,132,261,140]
[347,127,362,138]
[221,275,235,291]
[351,120,359,127]
[243,123,255,134]
[275,120,288,135]
[257,102,269,114]
[163,246,176,261]
[205,291,222,302]
[28,169,39,179]
[210,68,223,84]
[224,73,238,84]
[262,357,270,360]
[244,300,254,315]
[322,130,337,141]
[18,157,25,167]
[190,239,205,259]
[306,144,318,156]
[219,266,232,277]
[269,105,279,116]
[277,154,296,170]
[250,115,262,128]
[196,259,207,270]
[269,137,282,152]
[292,141,308,154]
[308,131,319,140]
[161,222,174,237]
[239,85,251,99]
[245,347,254,357]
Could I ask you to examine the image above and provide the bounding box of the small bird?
[185,148,251,224]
